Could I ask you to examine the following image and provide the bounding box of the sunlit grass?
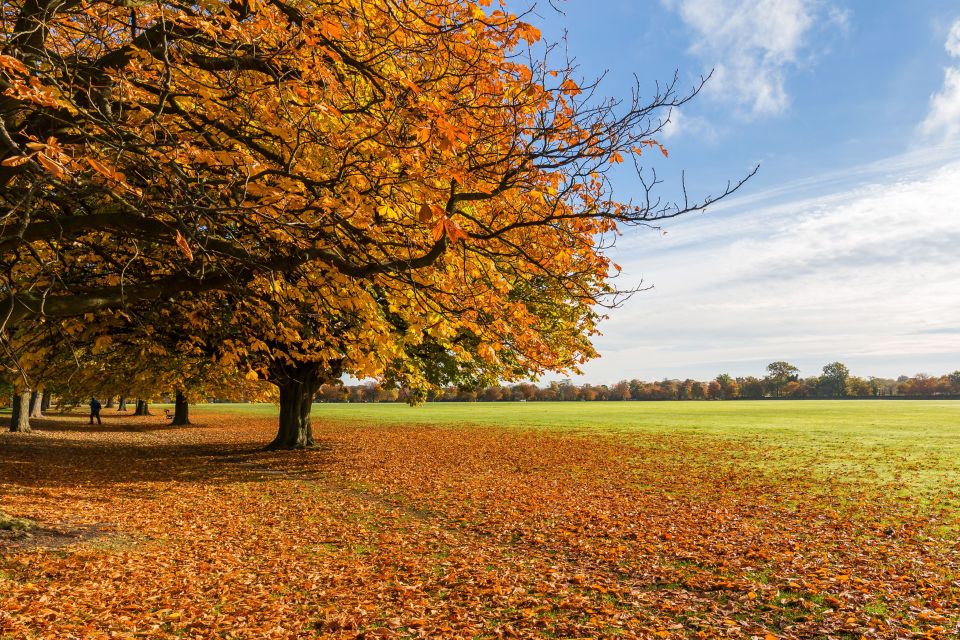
[182,400,960,496]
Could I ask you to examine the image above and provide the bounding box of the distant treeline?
[318,362,960,403]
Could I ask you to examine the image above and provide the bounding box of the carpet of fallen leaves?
[1,411,958,639]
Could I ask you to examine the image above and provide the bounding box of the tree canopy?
[1,0,751,445]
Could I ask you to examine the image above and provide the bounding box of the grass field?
[193,400,960,494]
[1,401,958,638]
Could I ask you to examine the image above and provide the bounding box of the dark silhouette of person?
[89,397,102,425]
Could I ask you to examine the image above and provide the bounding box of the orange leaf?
[560,79,582,97]
[445,219,469,243]
[432,219,445,242]
[175,230,194,262]
[1,155,30,167]
[86,157,114,178]
[36,153,64,177]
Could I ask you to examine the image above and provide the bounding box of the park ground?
[0,401,958,639]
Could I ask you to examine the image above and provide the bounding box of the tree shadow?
[0,414,329,492]
[27,416,175,434]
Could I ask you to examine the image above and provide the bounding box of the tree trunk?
[171,390,190,426]
[41,390,51,412]
[267,361,325,450]
[9,390,31,433]
[134,399,151,416]
[117,396,127,411]
[105,396,114,408]
[29,388,44,418]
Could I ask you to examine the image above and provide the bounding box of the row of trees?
[1,0,749,446]
[320,362,960,403]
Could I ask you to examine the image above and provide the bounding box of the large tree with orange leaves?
[1,0,751,446]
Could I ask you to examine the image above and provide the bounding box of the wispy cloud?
[664,0,846,118]
[920,18,960,141]
[661,107,717,141]
[577,152,960,382]
[947,18,960,57]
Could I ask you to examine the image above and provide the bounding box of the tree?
[9,388,31,432]
[706,380,723,400]
[0,0,751,447]
[765,361,800,397]
[171,390,191,426]
[714,374,740,400]
[737,376,764,399]
[820,362,850,398]
[610,381,632,401]
[948,371,960,394]
[0,0,751,323]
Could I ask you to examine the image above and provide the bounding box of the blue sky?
[531,1,960,382]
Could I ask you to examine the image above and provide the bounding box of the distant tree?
[737,376,764,399]
[765,361,800,397]
[900,374,939,397]
[782,380,802,398]
[610,381,631,401]
[820,362,851,398]
[846,376,872,397]
[557,380,578,402]
[514,383,539,401]
[659,379,680,400]
[690,382,708,400]
[715,374,740,400]
[480,386,505,402]
[317,384,349,403]
[707,380,723,400]
[949,371,960,394]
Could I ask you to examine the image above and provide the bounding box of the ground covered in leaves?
[1,407,958,639]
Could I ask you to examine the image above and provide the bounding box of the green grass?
[185,400,960,493]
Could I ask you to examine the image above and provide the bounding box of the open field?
[197,400,960,495]
[1,402,958,638]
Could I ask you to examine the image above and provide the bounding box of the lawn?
[1,401,958,638]
[198,400,960,494]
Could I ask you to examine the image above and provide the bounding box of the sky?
[526,0,960,383]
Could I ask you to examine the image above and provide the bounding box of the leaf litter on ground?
[0,409,957,638]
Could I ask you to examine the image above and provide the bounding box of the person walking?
[89,397,102,425]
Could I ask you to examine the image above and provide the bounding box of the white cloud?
[573,154,960,383]
[920,68,960,139]
[661,108,717,141]
[947,18,960,57]
[665,0,842,118]
[920,18,960,141]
